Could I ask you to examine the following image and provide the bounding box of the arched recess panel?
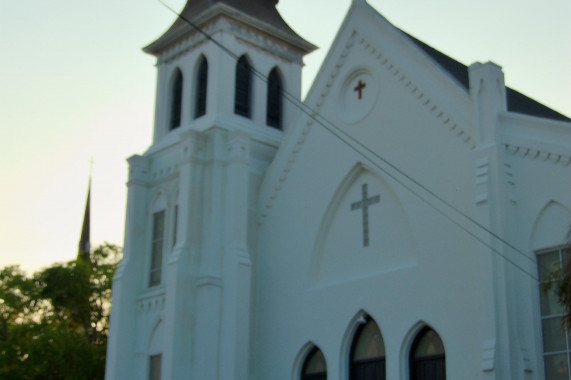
[148,320,164,380]
[530,201,571,251]
[148,319,164,356]
[310,163,417,286]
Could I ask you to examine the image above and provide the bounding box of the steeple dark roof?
[145,0,315,55]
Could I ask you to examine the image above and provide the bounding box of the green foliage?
[558,272,571,328]
[540,239,571,329]
[0,244,121,380]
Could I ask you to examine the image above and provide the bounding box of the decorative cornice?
[354,32,475,149]
[229,21,305,64]
[504,143,571,166]
[500,111,571,166]
[226,130,251,165]
[137,290,166,315]
[153,4,313,64]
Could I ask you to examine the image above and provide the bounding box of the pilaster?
[162,130,205,379]
[192,128,226,379]
[220,131,252,380]
[469,62,522,378]
[105,154,150,380]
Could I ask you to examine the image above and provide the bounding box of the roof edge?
[144,2,317,56]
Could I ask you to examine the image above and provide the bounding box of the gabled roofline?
[144,2,316,56]
[401,31,570,123]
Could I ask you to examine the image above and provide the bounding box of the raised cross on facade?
[350,183,380,247]
[353,80,366,99]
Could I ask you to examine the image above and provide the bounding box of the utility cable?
[157,1,541,282]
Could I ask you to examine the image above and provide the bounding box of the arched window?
[266,67,283,129]
[536,246,571,379]
[235,55,252,118]
[302,347,327,380]
[195,57,208,118]
[170,68,183,130]
[149,210,165,287]
[409,327,445,380]
[350,317,386,380]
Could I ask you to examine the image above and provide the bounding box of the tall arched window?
[234,55,252,118]
[266,67,283,129]
[195,57,208,118]
[170,68,183,130]
[409,327,445,380]
[350,317,386,380]
[149,210,165,287]
[302,347,327,380]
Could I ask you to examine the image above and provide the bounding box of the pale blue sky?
[1,0,569,272]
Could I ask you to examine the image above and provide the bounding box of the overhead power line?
[156,1,541,282]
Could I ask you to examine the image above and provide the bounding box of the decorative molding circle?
[339,67,379,124]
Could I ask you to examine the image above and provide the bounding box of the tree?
[0,244,121,379]
[541,230,571,329]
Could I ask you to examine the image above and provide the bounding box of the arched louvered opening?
[170,68,183,130]
[350,317,386,380]
[409,327,445,380]
[301,347,327,380]
[195,56,208,118]
[234,55,252,118]
[266,67,283,129]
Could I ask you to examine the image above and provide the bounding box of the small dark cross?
[353,80,367,99]
[350,183,380,247]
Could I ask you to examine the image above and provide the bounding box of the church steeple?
[144,0,315,55]
[145,0,315,143]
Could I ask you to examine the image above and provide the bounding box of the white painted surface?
[106,1,571,379]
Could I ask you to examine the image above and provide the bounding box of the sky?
[1,0,569,273]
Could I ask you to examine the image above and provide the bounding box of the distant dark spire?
[78,179,91,260]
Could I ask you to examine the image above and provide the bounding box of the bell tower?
[105,1,315,379]
[144,0,316,142]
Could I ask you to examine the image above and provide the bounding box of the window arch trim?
[301,346,327,380]
[407,325,446,380]
[348,314,386,380]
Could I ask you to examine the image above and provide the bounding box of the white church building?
[105,1,571,379]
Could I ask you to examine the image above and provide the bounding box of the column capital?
[468,61,507,145]
[180,130,206,164]
[226,130,251,164]
[126,154,150,187]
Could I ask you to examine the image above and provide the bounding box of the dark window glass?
[235,56,252,118]
[170,69,183,130]
[149,211,165,287]
[302,347,327,380]
[149,354,161,380]
[350,318,386,380]
[266,68,283,129]
[537,247,571,380]
[195,57,208,118]
[410,327,445,380]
